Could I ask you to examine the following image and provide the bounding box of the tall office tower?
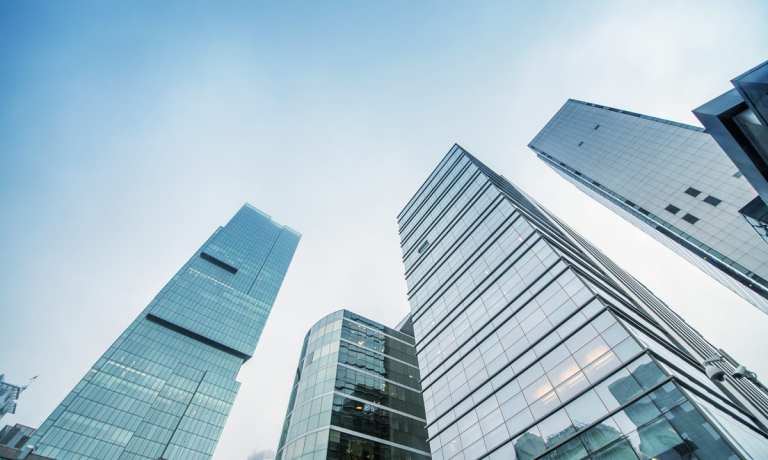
[398,144,768,459]
[275,310,430,460]
[529,100,768,315]
[27,204,300,460]
[0,375,25,422]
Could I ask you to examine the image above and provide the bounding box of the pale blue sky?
[2,1,768,459]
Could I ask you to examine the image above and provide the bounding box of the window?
[200,252,238,274]
[684,187,701,197]
[578,141,584,147]
[664,204,680,215]
[733,171,742,178]
[682,213,699,224]
[703,196,721,207]
[594,124,601,130]
[417,239,430,254]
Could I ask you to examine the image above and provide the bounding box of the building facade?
[397,144,768,459]
[275,310,430,460]
[694,60,768,207]
[0,424,35,449]
[26,204,300,460]
[0,376,24,422]
[529,100,768,315]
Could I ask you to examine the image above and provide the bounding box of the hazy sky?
[2,1,768,459]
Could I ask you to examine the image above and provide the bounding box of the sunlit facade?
[276,310,430,460]
[27,204,300,460]
[398,144,768,459]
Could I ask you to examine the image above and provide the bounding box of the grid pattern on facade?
[27,205,300,460]
[528,99,768,315]
[398,145,768,460]
[276,311,431,460]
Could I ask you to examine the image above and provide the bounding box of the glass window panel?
[555,371,589,402]
[583,350,621,384]
[537,409,575,448]
[542,437,587,460]
[592,438,640,459]
[633,417,686,459]
[530,391,561,419]
[580,417,622,453]
[573,336,610,368]
[595,368,642,412]
[649,382,686,413]
[547,357,580,387]
[565,390,606,428]
[613,396,661,434]
[664,402,740,460]
[625,355,666,389]
[612,337,643,362]
[511,427,546,460]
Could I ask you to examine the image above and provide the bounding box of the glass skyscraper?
[275,310,430,460]
[398,144,768,459]
[27,204,300,460]
[529,100,768,315]
[0,375,25,422]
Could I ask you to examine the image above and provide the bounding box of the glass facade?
[276,310,431,460]
[26,204,300,460]
[529,99,768,315]
[397,145,768,459]
[0,375,24,422]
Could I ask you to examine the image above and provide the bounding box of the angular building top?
[27,204,299,460]
[398,144,768,459]
[529,100,768,315]
[276,309,430,460]
[0,375,25,422]
[694,59,768,207]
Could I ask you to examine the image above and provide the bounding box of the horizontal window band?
[537,149,768,299]
[419,259,570,388]
[336,363,422,393]
[338,338,420,370]
[344,317,415,347]
[483,359,669,459]
[414,232,543,346]
[332,391,427,423]
[400,158,474,244]
[407,196,514,298]
[649,350,756,422]
[673,376,768,440]
[403,178,495,266]
[423,295,604,435]
[398,148,465,230]
[330,425,433,457]
[405,184,500,280]
[145,314,250,361]
[199,252,238,274]
[401,167,483,258]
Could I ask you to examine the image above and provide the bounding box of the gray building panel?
[531,99,768,315]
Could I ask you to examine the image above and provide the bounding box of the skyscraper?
[0,375,25,422]
[398,144,768,459]
[529,100,768,314]
[27,204,300,460]
[275,310,430,460]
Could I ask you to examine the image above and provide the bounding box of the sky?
[1,1,768,459]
